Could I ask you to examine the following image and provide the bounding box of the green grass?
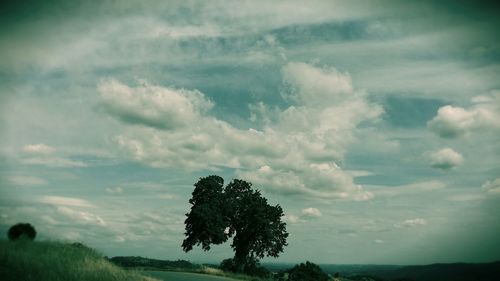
[0,240,158,281]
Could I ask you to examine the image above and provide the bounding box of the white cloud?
[114,236,126,243]
[302,207,322,217]
[147,23,222,39]
[119,181,165,190]
[23,157,87,168]
[22,144,55,154]
[279,63,382,137]
[428,106,481,138]
[403,218,427,227]
[103,62,382,201]
[428,92,500,138]
[157,193,175,200]
[98,78,213,130]
[362,219,391,233]
[348,170,375,178]
[236,63,382,200]
[395,218,427,228]
[112,125,242,170]
[482,178,500,195]
[40,214,59,225]
[335,229,358,237]
[39,196,94,208]
[429,148,463,170]
[374,239,384,244]
[282,62,354,106]
[118,211,181,241]
[372,181,446,197]
[20,144,87,168]
[0,1,384,76]
[56,206,106,226]
[105,186,123,195]
[283,214,302,225]
[7,175,47,186]
[283,208,323,225]
[237,163,374,201]
[447,194,485,202]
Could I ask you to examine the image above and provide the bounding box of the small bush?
[219,257,270,278]
[287,261,328,281]
[7,223,36,241]
[220,258,238,272]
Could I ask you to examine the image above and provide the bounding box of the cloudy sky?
[1,0,499,265]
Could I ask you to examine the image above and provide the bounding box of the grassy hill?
[0,240,158,281]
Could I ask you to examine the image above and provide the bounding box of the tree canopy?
[182,175,288,273]
[8,223,36,241]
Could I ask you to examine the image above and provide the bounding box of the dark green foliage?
[182,175,227,252]
[288,261,329,281]
[182,175,288,274]
[274,271,287,281]
[71,242,93,250]
[7,223,36,241]
[109,256,199,270]
[348,275,385,281]
[219,258,237,272]
[219,257,270,278]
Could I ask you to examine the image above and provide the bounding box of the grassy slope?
[0,240,158,281]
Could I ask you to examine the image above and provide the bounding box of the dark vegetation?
[7,223,36,241]
[317,264,403,276]
[368,261,500,281]
[287,261,329,281]
[108,256,200,271]
[182,175,288,277]
[219,257,271,278]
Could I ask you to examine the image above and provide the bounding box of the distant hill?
[108,256,200,271]
[370,261,500,281]
[266,261,500,281]
[318,264,403,276]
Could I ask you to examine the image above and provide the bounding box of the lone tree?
[182,175,288,273]
[8,223,37,241]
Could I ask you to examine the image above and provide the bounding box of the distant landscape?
[108,255,500,281]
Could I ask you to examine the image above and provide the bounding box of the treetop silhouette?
[8,223,37,241]
[182,175,288,273]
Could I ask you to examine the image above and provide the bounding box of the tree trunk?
[233,242,250,273]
